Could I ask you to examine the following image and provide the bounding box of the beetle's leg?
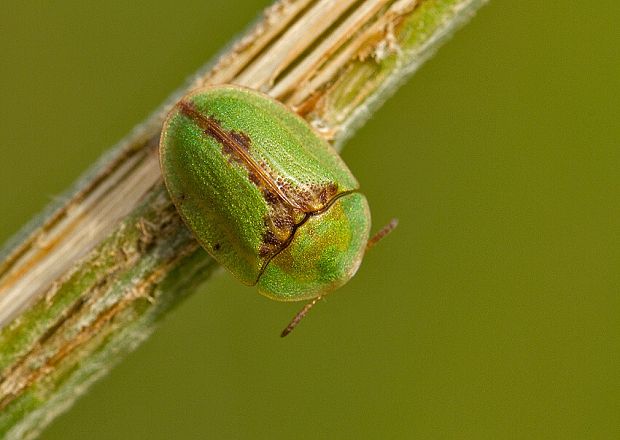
[366,218,398,251]
[281,296,322,337]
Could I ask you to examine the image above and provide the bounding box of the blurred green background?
[1,1,618,438]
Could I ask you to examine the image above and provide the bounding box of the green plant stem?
[0,0,487,438]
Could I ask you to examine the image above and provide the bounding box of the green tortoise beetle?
[159,85,396,336]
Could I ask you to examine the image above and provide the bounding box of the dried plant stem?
[0,0,487,438]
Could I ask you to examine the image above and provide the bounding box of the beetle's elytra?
[160,85,375,329]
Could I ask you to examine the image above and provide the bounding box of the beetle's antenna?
[281,296,322,337]
[366,218,398,251]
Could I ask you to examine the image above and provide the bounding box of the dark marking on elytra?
[256,181,343,268]
[230,131,251,150]
[318,183,338,205]
[263,189,280,205]
[264,227,282,244]
[218,131,251,164]
[178,100,303,212]
[179,100,253,168]
[273,213,294,230]
[255,189,360,281]
[177,100,351,280]
[214,243,221,251]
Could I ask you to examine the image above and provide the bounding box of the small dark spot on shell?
[259,228,282,257]
[214,243,221,251]
[263,189,280,205]
[318,182,338,205]
[263,229,281,246]
[230,131,251,151]
[248,171,261,186]
[273,214,293,230]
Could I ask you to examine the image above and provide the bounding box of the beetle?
[159,85,395,336]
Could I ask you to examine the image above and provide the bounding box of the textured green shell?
[160,85,370,301]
